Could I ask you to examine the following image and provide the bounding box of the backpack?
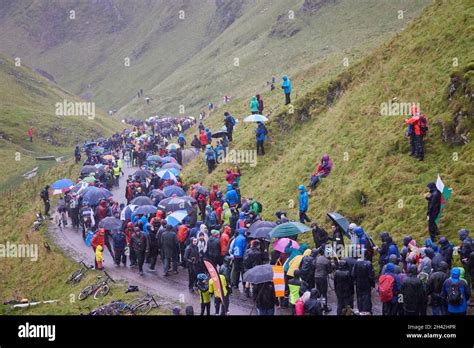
[230,116,236,126]
[205,149,215,161]
[419,114,428,135]
[177,228,188,243]
[207,212,217,227]
[447,282,463,306]
[378,274,395,303]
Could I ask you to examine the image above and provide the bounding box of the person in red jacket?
[225,168,240,186]
[177,225,189,266]
[256,94,264,115]
[213,200,223,225]
[95,200,108,222]
[405,114,424,161]
[91,228,106,269]
[220,225,230,258]
[209,184,219,205]
[199,130,208,150]
[28,127,33,142]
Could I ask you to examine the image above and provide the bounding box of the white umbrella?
[244,114,268,123]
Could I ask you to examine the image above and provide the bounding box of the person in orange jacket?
[405,114,424,161]
[209,184,219,205]
[213,200,223,225]
[220,225,230,258]
[199,130,208,150]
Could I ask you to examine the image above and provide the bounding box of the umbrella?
[195,186,209,196]
[168,168,181,177]
[273,238,299,253]
[148,189,165,201]
[82,187,113,205]
[134,205,158,215]
[70,181,89,195]
[242,264,274,284]
[133,169,151,180]
[81,165,99,175]
[147,155,162,162]
[103,154,114,161]
[84,142,97,147]
[166,210,188,227]
[161,156,177,164]
[98,217,122,230]
[327,212,351,238]
[244,114,268,123]
[161,162,182,170]
[248,220,277,240]
[269,222,311,239]
[82,176,96,184]
[156,169,177,181]
[130,196,154,206]
[91,146,105,154]
[167,143,180,151]
[158,196,196,213]
[121,204,137,221]
[163,185,185,197]
[211,129,228,138]
[51,179,75,195]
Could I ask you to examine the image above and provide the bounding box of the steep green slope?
[0,54,122,191]
[183,0,474,248]
[0,0,430,114]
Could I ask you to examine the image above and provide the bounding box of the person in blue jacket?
[424,238,439,253]
[205,128,212,144]
[178,132,186,148]
[225,184,239,208]
[235,211,246,231]
[298,185,310,224]
[256,122,266,155]
[442,268,471,315]
[230,228,247,288]
[281,75,292,105]
[199,122,205,132]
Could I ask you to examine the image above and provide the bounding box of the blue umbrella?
[168,168,181,177]
[166,210,188,227]
[83,187,113,205]
[52,179,75,190]
[147,155,162,162]
[161,162,182,170]
[130,196,154,206]
[120,204,137,221]
[163,185,185,197]
[156,169,177,181]
[134,205,158,215]
[98,217,122,231]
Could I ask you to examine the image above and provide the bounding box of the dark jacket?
[401,274,425,314]
[351,259,375,291]
[161,229,178,258]
[254,282,276,310]
[334,269,354,298]
[147,231,159,254]
[439,241,454,268]
[427,269,449,306]
[112,231,126,249]
[130,231,147,253]
[312,227,328,248]
[207,236,221,260]
[243,246,264,271]
[184,244,200,265]
[304,289,323,315]
[314,255,331,279]
[426,182,441,220]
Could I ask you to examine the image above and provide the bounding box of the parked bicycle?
[89,300,134,316]
[66,260,92,284]
[78,271,115,301]
[127,293,159,314]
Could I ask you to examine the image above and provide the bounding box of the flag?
[272,259,285,298]
[203,259,226,310]
[435,175,452,224]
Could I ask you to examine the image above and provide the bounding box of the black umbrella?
[134,205,158,215]
[211,129,228,138]
[133,169,151,181]
[81,165,100,176]
[195,186,209,196]
[157,196,196,213]
[130,196,154,206]
[161,162,182,171]
[327,212,351,238]
[148,189,165,201]
[242,264,273,284]
[248,220,277,240]
[98,217,122,231]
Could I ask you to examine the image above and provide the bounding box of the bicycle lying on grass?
[126,293,160,314]
[78,271,115,301]
[66,260,93,285]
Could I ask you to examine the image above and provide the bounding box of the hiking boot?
[417,157,424,161]
[139,271,144,276]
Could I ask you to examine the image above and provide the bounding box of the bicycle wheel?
[93,284,110,300]
[78,285,94,301]
[133,302,152,315]
[127,297,145,309]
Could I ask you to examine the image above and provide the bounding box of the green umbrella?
[82,176,96,184]
[269,221,311,238]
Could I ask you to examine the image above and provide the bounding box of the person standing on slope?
[256,122,266,156]
[250,96,259,115]
[298,184,310,224]
[256,94,264,115]
[281,75,292,105]
[425,182,441,242]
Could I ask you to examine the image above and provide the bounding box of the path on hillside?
[48,147,381,315]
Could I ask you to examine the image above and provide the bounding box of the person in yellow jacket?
[117,158,123,175]
[96,245,104,270]
[196,273,211,316]
[221,202,232,227]
[209,273,230,315]
[287,248,311,277]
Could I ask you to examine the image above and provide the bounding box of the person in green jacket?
[209,273,230,315]
[250,96,259,115]
[222,202,232,226]
[196,273,211,316]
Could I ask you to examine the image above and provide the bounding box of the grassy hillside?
[0,161,170,315]
[0,54,123,191]
[0,0,430,114]
[183,0,474,250]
